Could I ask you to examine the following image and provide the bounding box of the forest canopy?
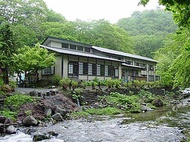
[0,0,190,87]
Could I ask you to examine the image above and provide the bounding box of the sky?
[43,0,161,23]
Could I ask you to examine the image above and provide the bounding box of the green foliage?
[105,79,113,88]
[0,23,17,84]
[0,84,12,93]
[71,80,78,90]
[117,9,177,58]
[69,111,89,119]
[9,81,16,90]
[59,78,71,90]
[13,44,56,82]
[51,75,62,86]
[140,0,190,27]
[0,110,16,121]
[5,94,34,109]
[24,110,32,116]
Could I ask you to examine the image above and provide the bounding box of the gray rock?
[52,113,63,121]
[33,133,50,141]
[6,125,16,134]
[44,108,52,117]
[55,106,67,117]
[22,116,38,126]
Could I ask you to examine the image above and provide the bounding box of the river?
[0,98,189,142]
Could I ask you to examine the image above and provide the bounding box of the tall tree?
[0,23,17,84]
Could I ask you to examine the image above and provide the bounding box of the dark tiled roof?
[40,45,122,62]
[92,46,157,63]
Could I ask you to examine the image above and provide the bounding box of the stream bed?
[0,98,190,142]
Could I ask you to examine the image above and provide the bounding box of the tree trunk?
[35,70,39,83]
[2,68,9,84]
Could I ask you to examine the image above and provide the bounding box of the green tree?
[46,10,66,22]
[154,29,189,87]
[0,0,48,26]
[72,19,134,53]
[0,23,17,84]
[117,9,176,36]
[140,0,190,27]
[13,44,56,83]
[117,9,177,58]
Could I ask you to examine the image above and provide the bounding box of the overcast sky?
[43,0,161,23]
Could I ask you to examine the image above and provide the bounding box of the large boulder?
[22,116,38,126]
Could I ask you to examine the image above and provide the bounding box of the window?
[68,62,78,76]
[62,43,68,48]
[70,45,76,50]
[88,63,92,75]
[77,46,83,51]
[79,62,83,75]
[115,68,119,77]
[105,65,108,76]
[97,64,100,75]
[85,47,90,52]
[68,64,73,74]
[92,64,97,76]
[108,66,112,76]
[149,65,154,71]
[100,64,105,76]
[42,66,54,75]
[83,62,88,75]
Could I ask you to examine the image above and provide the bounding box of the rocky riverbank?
[0,87,189,141]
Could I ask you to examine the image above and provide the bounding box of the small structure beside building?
[40,36,159,82]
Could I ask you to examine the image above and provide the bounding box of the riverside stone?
[33,133,50,141]
[6,125,16,134]
[52,113,63,121]
[22,116,38,126]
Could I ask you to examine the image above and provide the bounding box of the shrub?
[59,78,71,90]
[113,79,121,88]
[105,79,113,88]
[93,77,100,83]
[1,84,12,93]
[71,80,78,90]
[9,81,16,91]
[52,75,62,86]
[5,94,34,109]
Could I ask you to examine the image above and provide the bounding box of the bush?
[9,81,16,90]
[59,78,71,90]
[5,94,34,109]
[1,84,12,93]
[71,80,78,90]
[52,75,62,86]
[105,79,113,88]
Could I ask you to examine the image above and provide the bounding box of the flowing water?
[0,99,190,142]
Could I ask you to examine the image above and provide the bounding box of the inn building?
[40,36,159,82]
